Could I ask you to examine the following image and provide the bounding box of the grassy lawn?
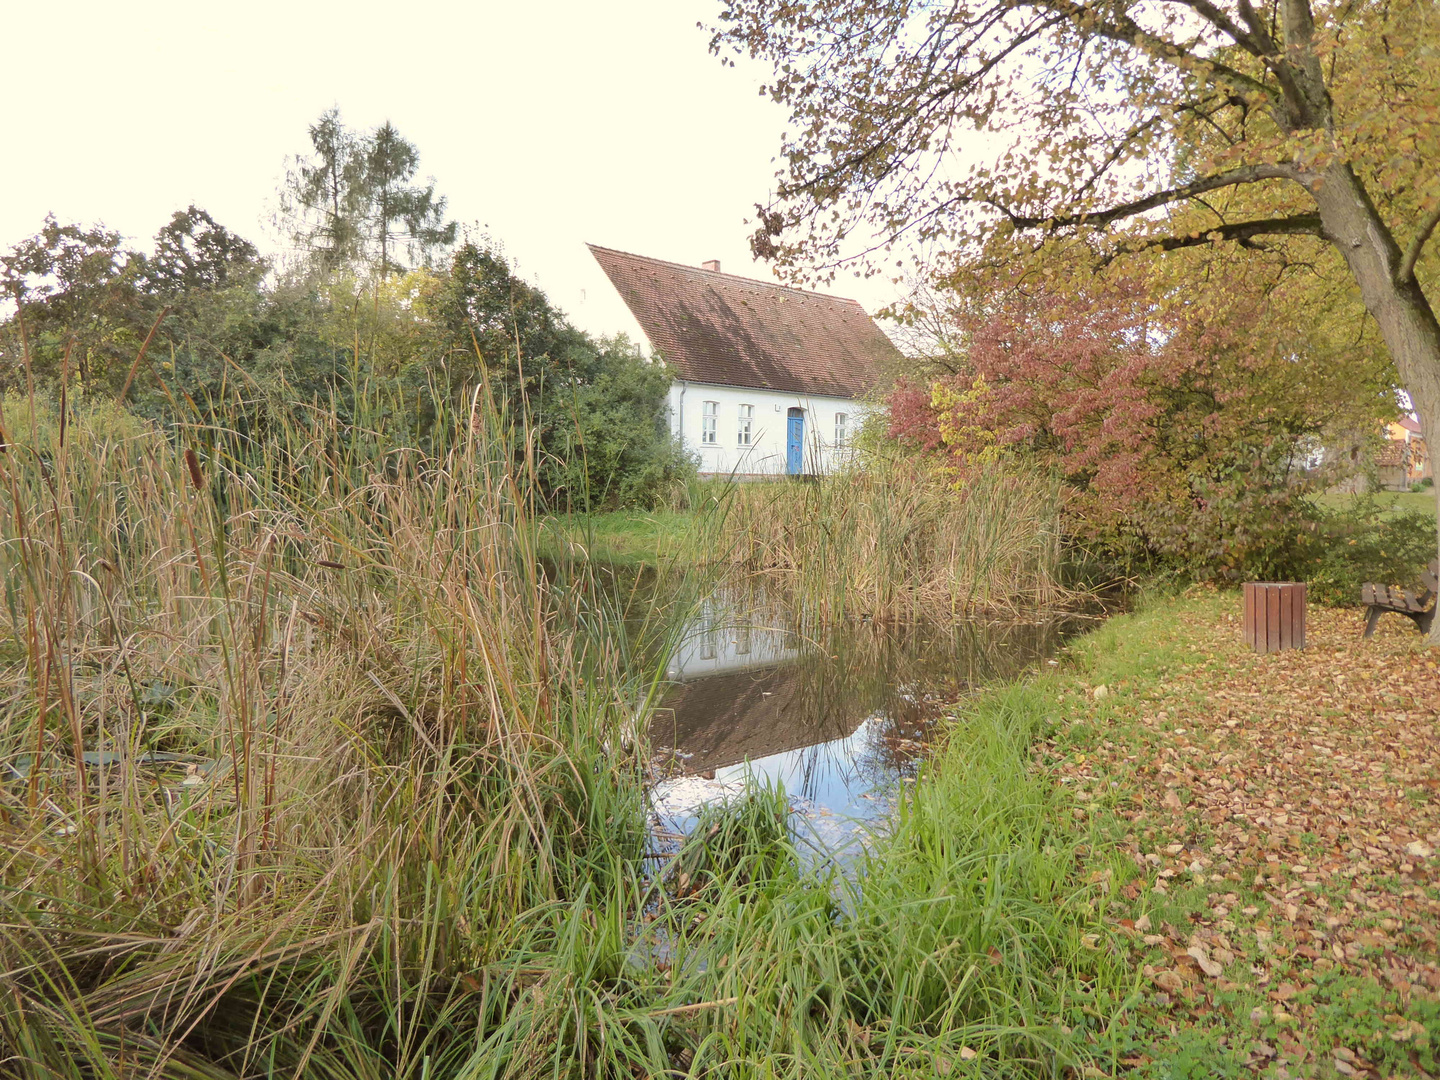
[1313,489,1438,517]
[999,591,1440,1075]
[546,508,698,566]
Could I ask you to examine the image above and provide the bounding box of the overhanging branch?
[1035,0,1280,100]
[1170,0,1274,58]
[1398,204,1440,286]
[993,163,1300,231]
[1100,214,1324,262]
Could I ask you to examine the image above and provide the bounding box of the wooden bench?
[1361,559,1439,638]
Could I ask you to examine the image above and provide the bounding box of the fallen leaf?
[1390,1019,1429,1046]
[1153,969,1185,992]
[1187,946,1224,978]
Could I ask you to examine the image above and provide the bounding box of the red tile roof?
[588,244,901,400]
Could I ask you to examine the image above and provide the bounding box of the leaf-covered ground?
[1042,593,1440,1077]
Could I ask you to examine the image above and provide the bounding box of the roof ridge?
[585,242,864,307]
[588,242,899,399]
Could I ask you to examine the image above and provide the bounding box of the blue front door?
[786,410,804,475]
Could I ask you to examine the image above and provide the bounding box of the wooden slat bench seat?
[1361,559,1439,638]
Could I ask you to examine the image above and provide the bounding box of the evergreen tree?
[278,108,368,273]
[280,111,455,278]
[364,122,456,277]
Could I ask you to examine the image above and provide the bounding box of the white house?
[588,245,901,477]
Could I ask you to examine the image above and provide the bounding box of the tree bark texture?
[1307,164,1440,639]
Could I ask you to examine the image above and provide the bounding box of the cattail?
[184,448,205,490]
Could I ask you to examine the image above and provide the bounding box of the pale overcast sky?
[1,0,903,345]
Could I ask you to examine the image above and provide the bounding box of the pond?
[643,590,1085,863]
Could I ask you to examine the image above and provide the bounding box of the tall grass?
[0,380,1123,1077]
[597,685,1137,1078]
[712,459,1072,620]
[0,381,656,1076]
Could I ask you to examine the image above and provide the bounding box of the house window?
[701,400,718,445]
[834,412,849,448]
[737,403,754,446]
[734,624,751,656]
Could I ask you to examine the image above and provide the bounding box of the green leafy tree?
[540,336,696,510]
[427,238,593,421]
[421,240,694,506]
[1,205,687,509]
[713,0,1440,628]
[280,111,455,278]
[0,216,150,391]
[0,209,341,419]
[142,205,264,297]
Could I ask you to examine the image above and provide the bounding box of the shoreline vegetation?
[0,389,660,1076]
[712,461,1074,620]
[2,389,1437,1076]
[555,461,1078,621]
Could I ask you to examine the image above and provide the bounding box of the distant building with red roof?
[1380,415,1430,489]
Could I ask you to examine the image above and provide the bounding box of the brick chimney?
[701,259,721,272]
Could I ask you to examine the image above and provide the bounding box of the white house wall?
[667,381,868,477]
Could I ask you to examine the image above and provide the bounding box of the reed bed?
[710,460,1073,621]
[0,384,661,1077]
[0,384,1124,1078]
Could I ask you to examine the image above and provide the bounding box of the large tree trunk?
[1311,162,1440,640]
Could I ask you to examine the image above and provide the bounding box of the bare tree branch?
[1035,0,1281,100]
[1169,0,1273,57]
[1233,0,1280,52]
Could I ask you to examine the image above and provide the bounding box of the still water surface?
[644,593,1083,858]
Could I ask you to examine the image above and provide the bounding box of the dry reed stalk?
[714,460,1076,621]
[0,382,649,1074]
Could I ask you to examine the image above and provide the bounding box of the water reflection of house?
[652,599,1080,780]
[651,665,870,776]
[656,601,869,775]
[665,603,799,681]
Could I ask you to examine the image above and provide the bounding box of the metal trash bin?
[1243,581,1306,653]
